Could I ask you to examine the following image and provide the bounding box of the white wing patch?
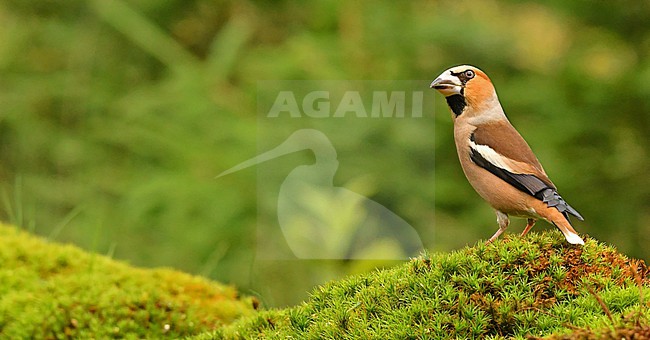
[469,140,515,173]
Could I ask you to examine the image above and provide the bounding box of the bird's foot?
[486,227,506,244]
[486,211,509,244]
[520,218,536,237]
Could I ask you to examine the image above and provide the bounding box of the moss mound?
[2,223,648,339]
[0,223,256,338]
[201,231,649,339]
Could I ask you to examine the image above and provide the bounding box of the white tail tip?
[565,232,585,245]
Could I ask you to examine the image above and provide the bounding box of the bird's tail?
[538,188,584,222]
[552,218,584,245]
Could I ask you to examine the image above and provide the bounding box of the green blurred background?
[0,0,648,306]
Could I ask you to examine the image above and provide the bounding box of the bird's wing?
[469,120,584,221]
[471,121,549,176]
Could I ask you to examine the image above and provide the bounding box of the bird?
[430,65,585,245]
[217,129,423,259]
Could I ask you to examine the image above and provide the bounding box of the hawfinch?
[430,65,584,245]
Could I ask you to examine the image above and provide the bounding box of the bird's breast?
[453,123,533,215]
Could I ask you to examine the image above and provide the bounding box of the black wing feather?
[469,148,584,222]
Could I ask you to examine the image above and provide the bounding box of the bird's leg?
[487,211,509,244]
[521,218,536,237]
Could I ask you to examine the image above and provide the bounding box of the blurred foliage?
[0,0,648,306]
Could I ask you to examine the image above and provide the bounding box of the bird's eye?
[464,70,475,79]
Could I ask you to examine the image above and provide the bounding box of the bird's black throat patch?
[446,94,466,117]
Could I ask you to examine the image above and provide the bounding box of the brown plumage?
[471,122,547,176]
[431,65,584,245]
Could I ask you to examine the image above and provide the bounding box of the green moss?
[198,231,649,339]
[2,223,647,338]
[0,223,256,338]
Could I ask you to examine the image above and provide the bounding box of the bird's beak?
[430,73,463,96]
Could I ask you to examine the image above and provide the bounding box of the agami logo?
[266,90,424,118]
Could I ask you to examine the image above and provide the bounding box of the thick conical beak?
[430,73,463,96]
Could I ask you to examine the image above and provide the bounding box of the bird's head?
[430,65,500,119]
